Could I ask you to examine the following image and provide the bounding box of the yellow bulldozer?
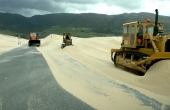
[61,32,73,48]
[111,9,170,75]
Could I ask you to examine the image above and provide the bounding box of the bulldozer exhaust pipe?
[153,9,158,36]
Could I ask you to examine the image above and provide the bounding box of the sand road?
[0,34,170,110]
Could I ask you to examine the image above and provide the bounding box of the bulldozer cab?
[63,32,71,39]
[30,33,38,37]
[30,32,39,40]
[122,20,164,48]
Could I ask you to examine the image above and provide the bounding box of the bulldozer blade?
[65,40,72,46]
[149,52,170,59]
[28,40,40,46]
[147,52,170,63]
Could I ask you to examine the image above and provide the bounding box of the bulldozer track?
[112,51,151,76]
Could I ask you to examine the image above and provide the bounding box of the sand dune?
[48,35,170,95]
[37,34,170,109]
[0,34,27,54]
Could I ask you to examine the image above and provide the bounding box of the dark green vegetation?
[0,12,170,38]
[41,26,113,38]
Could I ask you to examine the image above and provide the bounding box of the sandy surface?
[1,33,170,109]
[36,34,170,110]
[0,34,27,54]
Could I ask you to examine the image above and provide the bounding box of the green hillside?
[39,26,114,38]
[0,12,170,38]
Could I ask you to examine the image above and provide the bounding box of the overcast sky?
[0,0,169,17]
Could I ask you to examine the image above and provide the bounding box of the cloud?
[0,0,169,17]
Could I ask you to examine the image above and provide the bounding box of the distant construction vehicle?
[61,32,73,48]
[111,9,170,75]
[28,32,41,47]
